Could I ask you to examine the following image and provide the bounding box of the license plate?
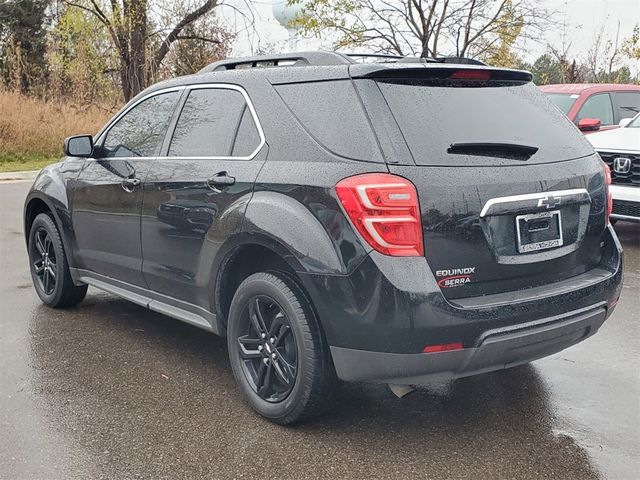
[516,210,563,253]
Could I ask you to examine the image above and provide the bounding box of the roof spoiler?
[350,65,533,82]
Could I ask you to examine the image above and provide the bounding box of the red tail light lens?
[602,160,613,223]
[336,173,423,256]
[450,69,491,81]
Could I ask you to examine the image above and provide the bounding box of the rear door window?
[275,80,382,162]
[376,79,592,166]
[612,92,640,122]
[576,93,614,125]
[168,87,261,157]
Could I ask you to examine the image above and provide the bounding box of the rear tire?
[28,213,87,308]
[227,271,336,424]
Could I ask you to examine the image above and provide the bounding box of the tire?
[28,213,88,308]
[227,271,336,424]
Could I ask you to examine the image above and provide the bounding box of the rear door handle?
[207,172,235,191]
[121,177,141,192]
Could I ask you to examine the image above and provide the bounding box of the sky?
[219,0,640,64]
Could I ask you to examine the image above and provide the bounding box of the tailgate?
[390,156,607,299]
[363,68,608,299]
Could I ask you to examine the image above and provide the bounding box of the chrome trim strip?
[595,149,640,155]
[95,86,186,143]
[611,213,640,221]
[480,188,590,218]
[96,83,266,161]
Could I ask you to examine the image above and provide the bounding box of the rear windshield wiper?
[447,142,539,160]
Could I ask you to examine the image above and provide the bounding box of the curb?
[0,170,40,182]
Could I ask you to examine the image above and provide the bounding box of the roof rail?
[342,52,404,61]
[198,51,486,74]
[199,51,350,73]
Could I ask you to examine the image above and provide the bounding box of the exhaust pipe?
[388,384,415,398]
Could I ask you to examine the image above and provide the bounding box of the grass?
[0,89,113,173]
[0,153,60,173]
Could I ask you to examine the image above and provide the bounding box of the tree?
[64,0,226,100]
[0,0,50,93]
[158,15,233,77]
[292,0,549,60]
[586,20,624,83]
[622,25,640,61]
[48,6,120,103]
[480,0,523,68]
[529,54,563,85]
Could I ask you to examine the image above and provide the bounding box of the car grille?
[613,200,640,218]
[598,151,640,187]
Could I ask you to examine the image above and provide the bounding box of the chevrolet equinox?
[24,52,623,424]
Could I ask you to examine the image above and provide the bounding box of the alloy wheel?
[236,296,298,403]
[31,228,57,296]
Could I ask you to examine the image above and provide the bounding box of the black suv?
[24,52,623,424]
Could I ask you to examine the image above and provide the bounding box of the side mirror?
[64,135,94,157]
[618,117,632,128]
[578,118,601,132]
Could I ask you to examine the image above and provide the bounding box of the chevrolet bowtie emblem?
[537,195,562,209]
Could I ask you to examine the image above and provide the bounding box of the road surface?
[1,180,638,479]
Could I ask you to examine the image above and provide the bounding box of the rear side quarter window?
[275,80,382,162]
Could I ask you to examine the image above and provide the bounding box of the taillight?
[602,160,613,223]
[335,173,423,256]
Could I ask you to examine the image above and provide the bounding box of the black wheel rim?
[236,296,298,403]
[31,228,57,296]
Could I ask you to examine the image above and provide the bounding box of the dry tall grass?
[0,89,114,159]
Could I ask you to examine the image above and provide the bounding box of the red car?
[540,83,640,133]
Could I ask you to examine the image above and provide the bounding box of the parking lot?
[1,179,638,479]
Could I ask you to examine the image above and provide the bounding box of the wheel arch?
[213,234,318,331]
[24,192,77,271]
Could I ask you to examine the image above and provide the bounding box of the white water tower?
[272,0,310,51]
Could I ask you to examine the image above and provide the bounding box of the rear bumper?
[331,304,607,383]
[299,225,623,383]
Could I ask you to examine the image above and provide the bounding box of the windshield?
[545,93,578,115]
[627,113,640,128]
[375,80,592,166]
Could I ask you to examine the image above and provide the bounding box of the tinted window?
[545,93,578,115]
[377,79,592,165]
[576,93,614,125]
[275,80,381,162]
[101,92,179,157]
[232,106,261,156]
[169,88,259,157]
[613,92,640,120]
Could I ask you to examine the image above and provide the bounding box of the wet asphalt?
[0,180,638,480]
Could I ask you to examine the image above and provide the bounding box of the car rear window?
[275,80,382,162]
[377,80,593,165]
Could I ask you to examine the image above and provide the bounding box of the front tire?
[227,271,336,424]
[28,213,87,308]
